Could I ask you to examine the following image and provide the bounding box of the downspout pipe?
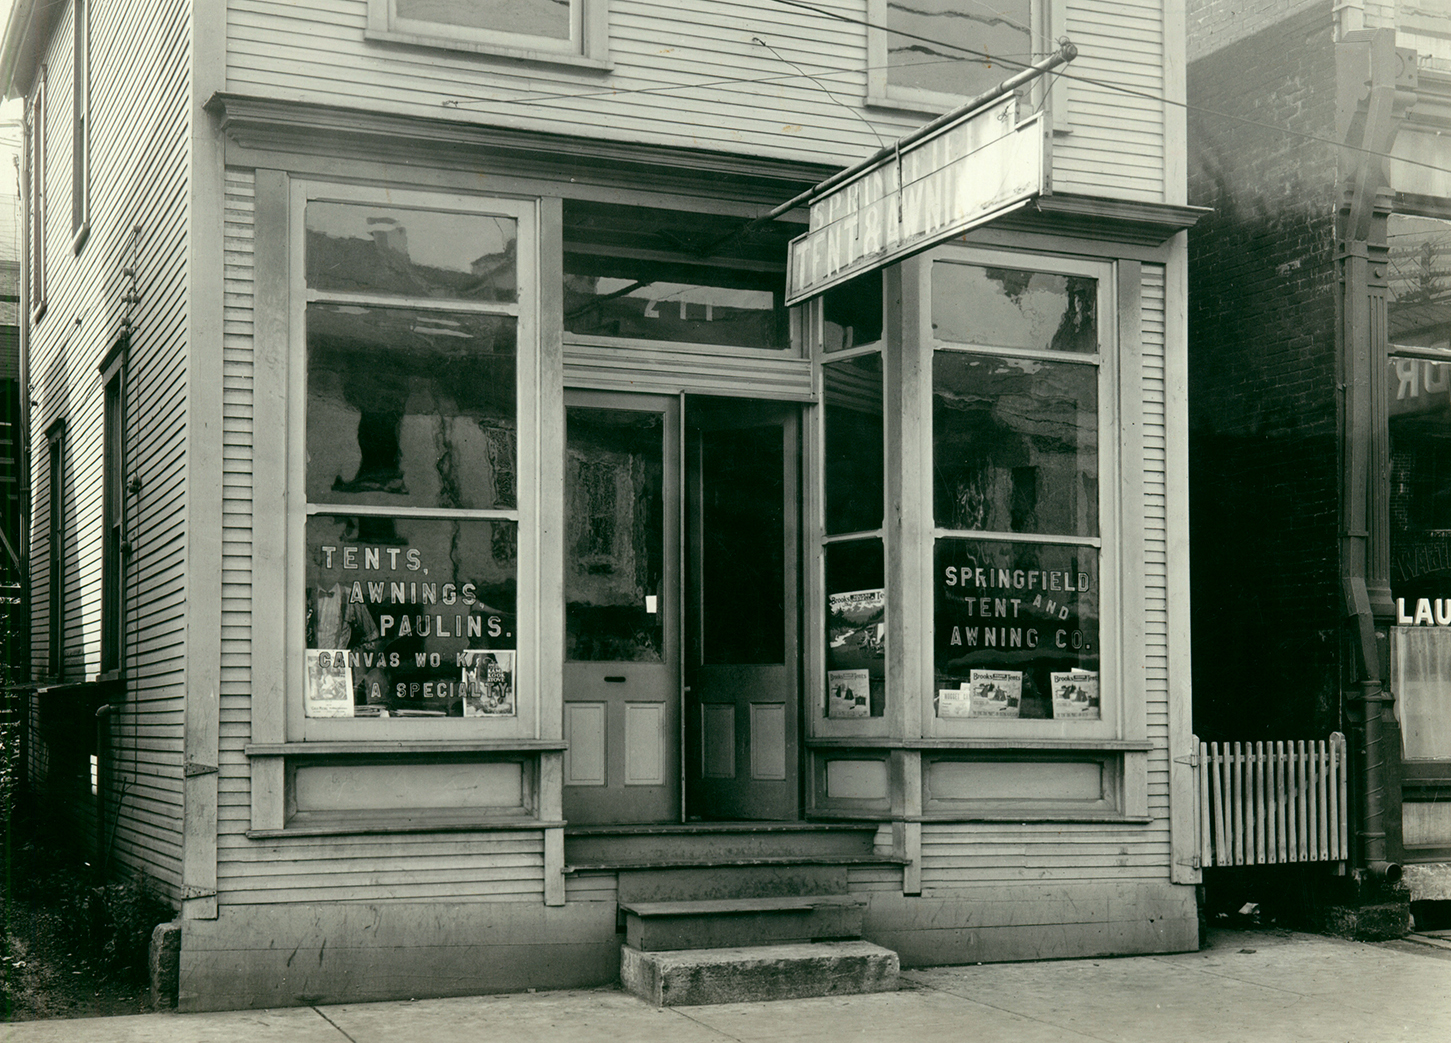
[1338,29,1413,883]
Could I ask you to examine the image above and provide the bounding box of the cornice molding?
[205,92,838,207]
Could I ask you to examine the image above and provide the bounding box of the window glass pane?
[823,271,883,352]
[564,257,787,349]
[306,201,518,302]
[563,199,794,349]
[826,539,885,718]
[933,262,1096,353]
[934,351,1097,536]
[1393,628,1451,761]
[305,515,518,719]
[396,0,571,39]
[307,303,517,511]
[566,406,665,662]
[824,354,884,535]
[888,1,1033,99]
[698,422,785,665]
[935,538,1099,719]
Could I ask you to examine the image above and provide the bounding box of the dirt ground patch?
[3,890,155,1022]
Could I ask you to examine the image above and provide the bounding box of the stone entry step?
[620,895,867,951]
[621,940,900,1007]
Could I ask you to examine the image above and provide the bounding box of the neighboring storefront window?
[1387,214,1451,761]
[931,259,1102,721]
[301,193,527,722]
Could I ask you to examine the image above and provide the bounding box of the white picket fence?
[1194,734,1350,867]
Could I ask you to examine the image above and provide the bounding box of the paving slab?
[1,929,1447,1043]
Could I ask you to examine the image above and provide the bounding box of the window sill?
[806,737,1152,752]
[364,29,611,71]
[248,814,566,839]
[246,739,568,757]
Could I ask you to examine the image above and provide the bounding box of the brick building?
[1188,0,1451,918]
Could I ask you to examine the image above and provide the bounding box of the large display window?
[929,251,1114,736]
[288,184,540,739]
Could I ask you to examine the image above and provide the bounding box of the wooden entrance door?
[684,398,801,821]
[562,393,801,825]
[562,393,680,824]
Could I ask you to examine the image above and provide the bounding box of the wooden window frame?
[365,0,611,70]
[285,180,545,743]
[864,0,1065,128]
[922,245,1121,742]
[71,0,90,252]
[99,342,127,678]
[28,66,46,323]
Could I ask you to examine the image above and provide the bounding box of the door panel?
[562,395,680,824]
[685,401,801,821]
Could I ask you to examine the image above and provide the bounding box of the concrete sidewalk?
[4,928,1449,1043]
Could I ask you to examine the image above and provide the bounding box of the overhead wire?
[439,0,1451,184]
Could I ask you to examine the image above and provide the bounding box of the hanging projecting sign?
[785,98,1047,305]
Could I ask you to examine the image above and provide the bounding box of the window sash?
[288,182,541,741]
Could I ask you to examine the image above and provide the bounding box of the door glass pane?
[566,407,665,662]
[825,539,885,718]
[306,303,517,510]
[934,351,1097,536]
[699,425,784,664]
[934,538,1099,720]
[933,262,1097,354]
[824,354,884,535]
[397,0,571,39]
[305,514,518,720]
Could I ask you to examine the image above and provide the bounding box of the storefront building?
[1189,0,1451,920]
[4,0,1201,1009]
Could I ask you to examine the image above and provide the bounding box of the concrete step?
[613,864,861,904]
[620,895,866,951]
[565,823,881,866]
[621,940,899,1007]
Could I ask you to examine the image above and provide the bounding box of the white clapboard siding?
[921,264,1173,889]
[1054,0,1167,201]
[214,167,546,907]
[1141,262,1172,825]
[221,0,1168,202]
[23,0,192,896]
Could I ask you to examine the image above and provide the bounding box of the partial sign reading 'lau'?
[785,98,1047,305]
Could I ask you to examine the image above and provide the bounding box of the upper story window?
[292,183,540,739]
[367,0,609,67]
[72,0,91,250]
[868,0,1043,113]
[27,67,46,322]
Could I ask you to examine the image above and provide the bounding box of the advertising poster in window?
[305,515,518,720]
[828,588,884,717]
[1051,670,1100,719]
[305,649,354,718]
[934,539,1098,719]
[827,668,871,718]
